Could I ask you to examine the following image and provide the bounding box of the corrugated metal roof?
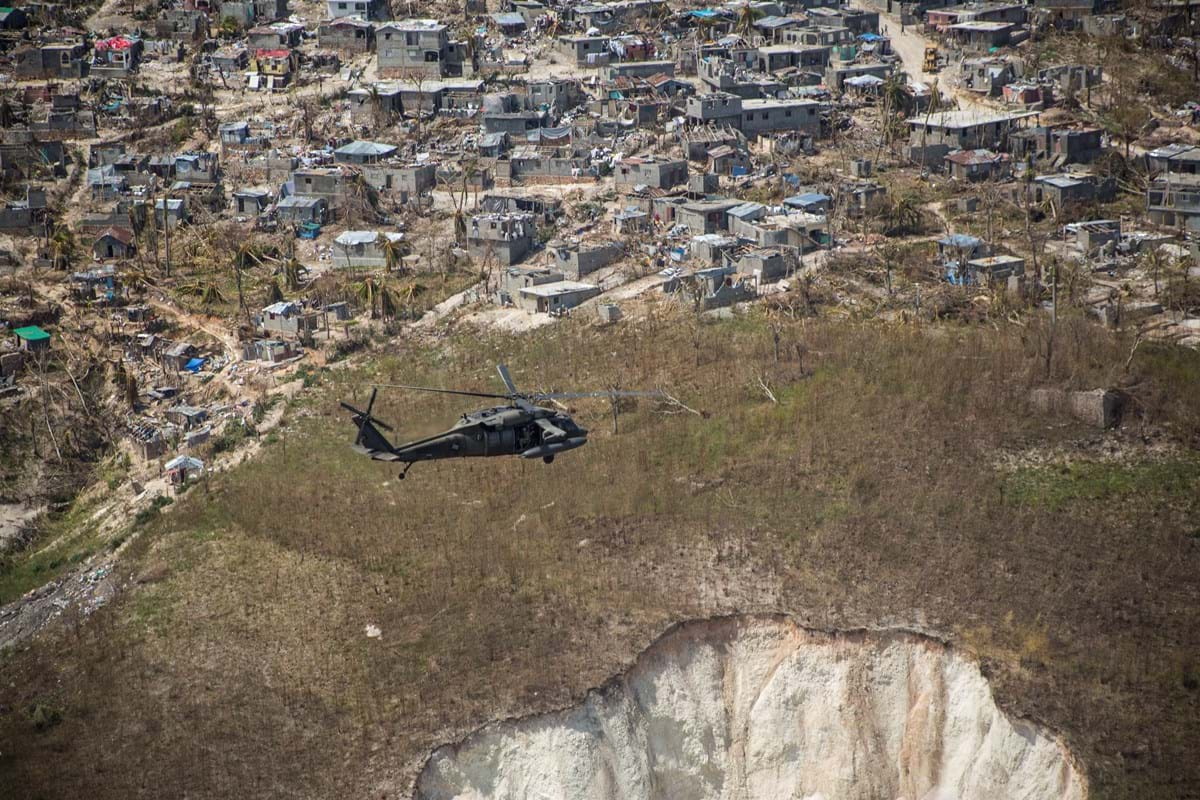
[335,140,397,157]
[518,280,599,297]
[335,230,380,245]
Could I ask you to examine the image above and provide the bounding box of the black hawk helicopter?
[341,364,661,478]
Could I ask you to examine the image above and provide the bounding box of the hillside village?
[2,0,1200,499]
[0,0,1198,793]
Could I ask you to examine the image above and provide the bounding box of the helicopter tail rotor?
[340,388,396,454]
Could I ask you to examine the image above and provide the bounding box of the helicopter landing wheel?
[543,455,555,464]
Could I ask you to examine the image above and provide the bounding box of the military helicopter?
[340,364,661,479]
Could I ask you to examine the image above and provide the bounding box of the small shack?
[13,325,51,352]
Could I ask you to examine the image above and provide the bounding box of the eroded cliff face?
[416,616,1085,800]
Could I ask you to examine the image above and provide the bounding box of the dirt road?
[861,1,993,113]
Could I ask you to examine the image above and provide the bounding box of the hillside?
[1,312,1197,799]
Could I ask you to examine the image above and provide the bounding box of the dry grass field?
[1,310,1198,799]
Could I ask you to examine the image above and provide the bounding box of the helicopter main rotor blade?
[496,363,519,395]
[371,383,511,400]
[530,390,667,401]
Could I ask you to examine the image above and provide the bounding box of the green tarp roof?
[13,325,50,341]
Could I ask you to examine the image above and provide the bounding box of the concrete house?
[757,44,831,74]
[155,9,208,41]
[517,281,601,314]
[161,341,198,372]
[326,0,388,20]
[1033,173,1115,206]
[361,162,437,202]
[247,22,303,49]
[175,152,219,184]
[288,167,349,215]
[707,144,752,176]
[1146,143,1200,177]
[91,35,143,77]
[557,34,611,66]
[218,121,251,146]
[93,227,137,260]
[377,20,466,78]
[784,192,832,214]
[944,21,1018,52]
[466,213,535,265]
[945,149,1010,181]
[347,83,404,122]
[964,254,1025,285]
[334,140,398,165]
[606,60,673,80]
[255,301,319,337]
[1010,126,1103,165]
[153,197,188,227]
[1147,173,1200,232]
[677,198,742,234]
[249,48,298,88]
[276,194,328,224]
[233,188,272,215]
[318,17,375,53]
[906,109,1035,165]
[738,247,791,282]
[825,62,892,92]
[499,266,564,302]
[740,98,821,136]
[553,240,622,279]
[479,193,563,224]
[554,33,609,65]
[220,0,289,25]
[961,58,1016,95]
[686,93,746,128]
[15,42,90,79]
[614,157,688,190]
[331,230,407,268]
[527,78,586,112]
[210,47,249,74]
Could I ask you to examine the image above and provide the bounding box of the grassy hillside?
[1,311,1198,799]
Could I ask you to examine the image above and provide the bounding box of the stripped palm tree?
[379,234,407,274]
[175,278,227,307]
[734,3,763,39]
[263,277,284,306]
[399,280,428,319]
[50,227,75,271]
[355,274,382,318]
[283,257,305,290]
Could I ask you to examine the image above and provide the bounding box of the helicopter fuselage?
[358,404,589,465]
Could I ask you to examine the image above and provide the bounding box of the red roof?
[98,226,134,245]
[96,35,133,51]
[255,48,290,59]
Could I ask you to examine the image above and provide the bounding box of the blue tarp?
[184,357,205,373]
[858,32,882,41]
[688,9,721,18]
[785,192,831,208]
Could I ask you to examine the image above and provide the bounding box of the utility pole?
[163,193,172,277]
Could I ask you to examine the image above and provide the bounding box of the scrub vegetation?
[1,311,1198,799]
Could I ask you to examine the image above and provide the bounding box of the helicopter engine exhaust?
[519,437,588,460]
